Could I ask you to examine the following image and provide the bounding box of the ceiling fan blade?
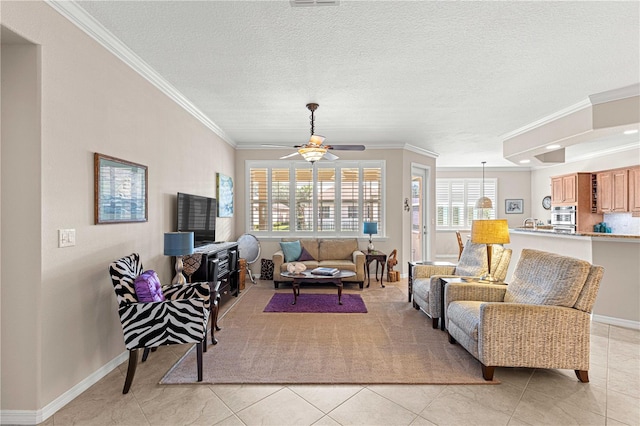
[323,151,339,161]
[280,152,300,159]
[326,145,366,151]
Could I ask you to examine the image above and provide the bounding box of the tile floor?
[41,279,640,426]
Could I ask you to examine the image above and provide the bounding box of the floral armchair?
[109,253,210,393]
[445,249,604,382]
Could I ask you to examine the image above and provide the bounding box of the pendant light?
[475,161,493,209]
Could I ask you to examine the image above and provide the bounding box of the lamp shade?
[164,232,194,256]
[471,219,510,245]
[363,222,378,236]
[475,196,493,209]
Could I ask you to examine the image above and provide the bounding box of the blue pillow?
[280,240,302,263]
[134,270,165,303]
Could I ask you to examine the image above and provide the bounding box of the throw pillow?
[134,270,165,303]
[297,246,315,261]
[280,240,302,263]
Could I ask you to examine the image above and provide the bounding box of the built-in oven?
[551,205,576,233]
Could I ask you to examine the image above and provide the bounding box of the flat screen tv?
[177,192,216,246]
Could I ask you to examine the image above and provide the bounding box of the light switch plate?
[58,229,76,248]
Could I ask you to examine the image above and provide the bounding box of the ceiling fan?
[263,103,365,163]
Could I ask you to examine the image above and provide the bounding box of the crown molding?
[501,98,592,141]
[530,141,640,171]
[46,0,235,147]
[403,144,439,158]
[589,83,640,105]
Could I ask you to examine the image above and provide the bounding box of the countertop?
[510,227,640,240]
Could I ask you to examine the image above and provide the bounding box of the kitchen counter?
[511,227,640,239]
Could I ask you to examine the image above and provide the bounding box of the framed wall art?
[505,199,524,214]
[216,172,234,217]
[94,153,148,224]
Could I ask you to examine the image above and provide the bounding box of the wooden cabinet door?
[597,172,613,213]
[628,167,640,214]
[611,169,628,212]
[551,177,564,204]
[562,175,577,204]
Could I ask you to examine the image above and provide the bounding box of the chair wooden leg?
[196,342,204,382]
[141,347,151,362]
[412,301,419,310]
[432,317,439,329]
[481,364,495,381]
[211,295,221,345]
[575,370,589,383]
[123,349,138,394]
[447,333,456,344]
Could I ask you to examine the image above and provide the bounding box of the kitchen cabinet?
[551,173,581,205]
[628,166,640,215]
[597,168,629,213]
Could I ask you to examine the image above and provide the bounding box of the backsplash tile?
[603,213,640,235]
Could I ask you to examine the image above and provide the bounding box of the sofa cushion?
[505,249,591,307]
[280,240,302,262]
[283,238,319,261]
[319,239,358,261]
[298,246,315,261]
[447,301,482,342]
[412,278,430,303]
[318,260,356,272]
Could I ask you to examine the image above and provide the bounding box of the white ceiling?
[70,0,640,167]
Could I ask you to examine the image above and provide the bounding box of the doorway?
[410,164,430,261]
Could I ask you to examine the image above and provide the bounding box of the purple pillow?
[298,246,315,261]
[134,270,165,303]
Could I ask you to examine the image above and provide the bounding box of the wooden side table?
[365,250,387,288]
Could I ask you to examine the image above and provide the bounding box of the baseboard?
[0,351,128,425]
[592,314,640,330]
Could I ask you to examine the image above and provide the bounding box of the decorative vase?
[293,263,306,274]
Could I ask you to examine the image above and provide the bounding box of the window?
[247,160,385,236]
[436,178,497,228]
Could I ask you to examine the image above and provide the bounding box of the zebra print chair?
[109,253,211,394]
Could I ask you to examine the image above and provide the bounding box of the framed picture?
[94,153,148,224]
[216,173,234,217]
[505,199,523,214]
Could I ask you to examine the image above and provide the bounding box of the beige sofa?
[273,238,365,288]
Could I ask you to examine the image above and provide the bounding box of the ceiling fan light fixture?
[309,134,325,146]
[299,146,327,163]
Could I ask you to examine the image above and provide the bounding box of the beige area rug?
[161,281,496,385]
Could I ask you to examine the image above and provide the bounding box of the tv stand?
[191,242,239,298]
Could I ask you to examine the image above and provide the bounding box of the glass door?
[411,164,430,261]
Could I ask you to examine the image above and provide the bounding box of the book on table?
[311,267,339,276]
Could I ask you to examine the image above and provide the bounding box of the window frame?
[246,160,385,238]
[436,177,498,229]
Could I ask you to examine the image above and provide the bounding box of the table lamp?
[164,232,194,285]
[470,219,510,282]
[363,221,378,252]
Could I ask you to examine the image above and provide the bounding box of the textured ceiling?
[73,0,640,167]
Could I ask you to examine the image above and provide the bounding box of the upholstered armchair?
[412,240,512,328]
[109,253,211,394]
[445,249,604,382]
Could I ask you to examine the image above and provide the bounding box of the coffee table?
[281,270,356,305]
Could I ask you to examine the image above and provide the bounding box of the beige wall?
[1,1,235,412]
[234,148,437,277]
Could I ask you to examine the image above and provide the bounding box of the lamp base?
[479,274,500,283]
[368,241,375,252]
[172,256,187,285]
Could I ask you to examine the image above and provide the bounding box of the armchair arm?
[427,275,494,318]
[414,264,456,279]
[478,303,591,371]
[163,281,211,310]
[118,298,209,350]
[445,282,507,307]
[353,250,365,281]
[273,250,285,281]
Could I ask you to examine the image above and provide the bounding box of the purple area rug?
[264,293,367,313]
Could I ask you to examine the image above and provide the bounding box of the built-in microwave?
[551,205,576,233]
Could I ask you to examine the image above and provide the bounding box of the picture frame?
[94,153,148,224]
[216,172,234,217]
[505,199,524,214]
